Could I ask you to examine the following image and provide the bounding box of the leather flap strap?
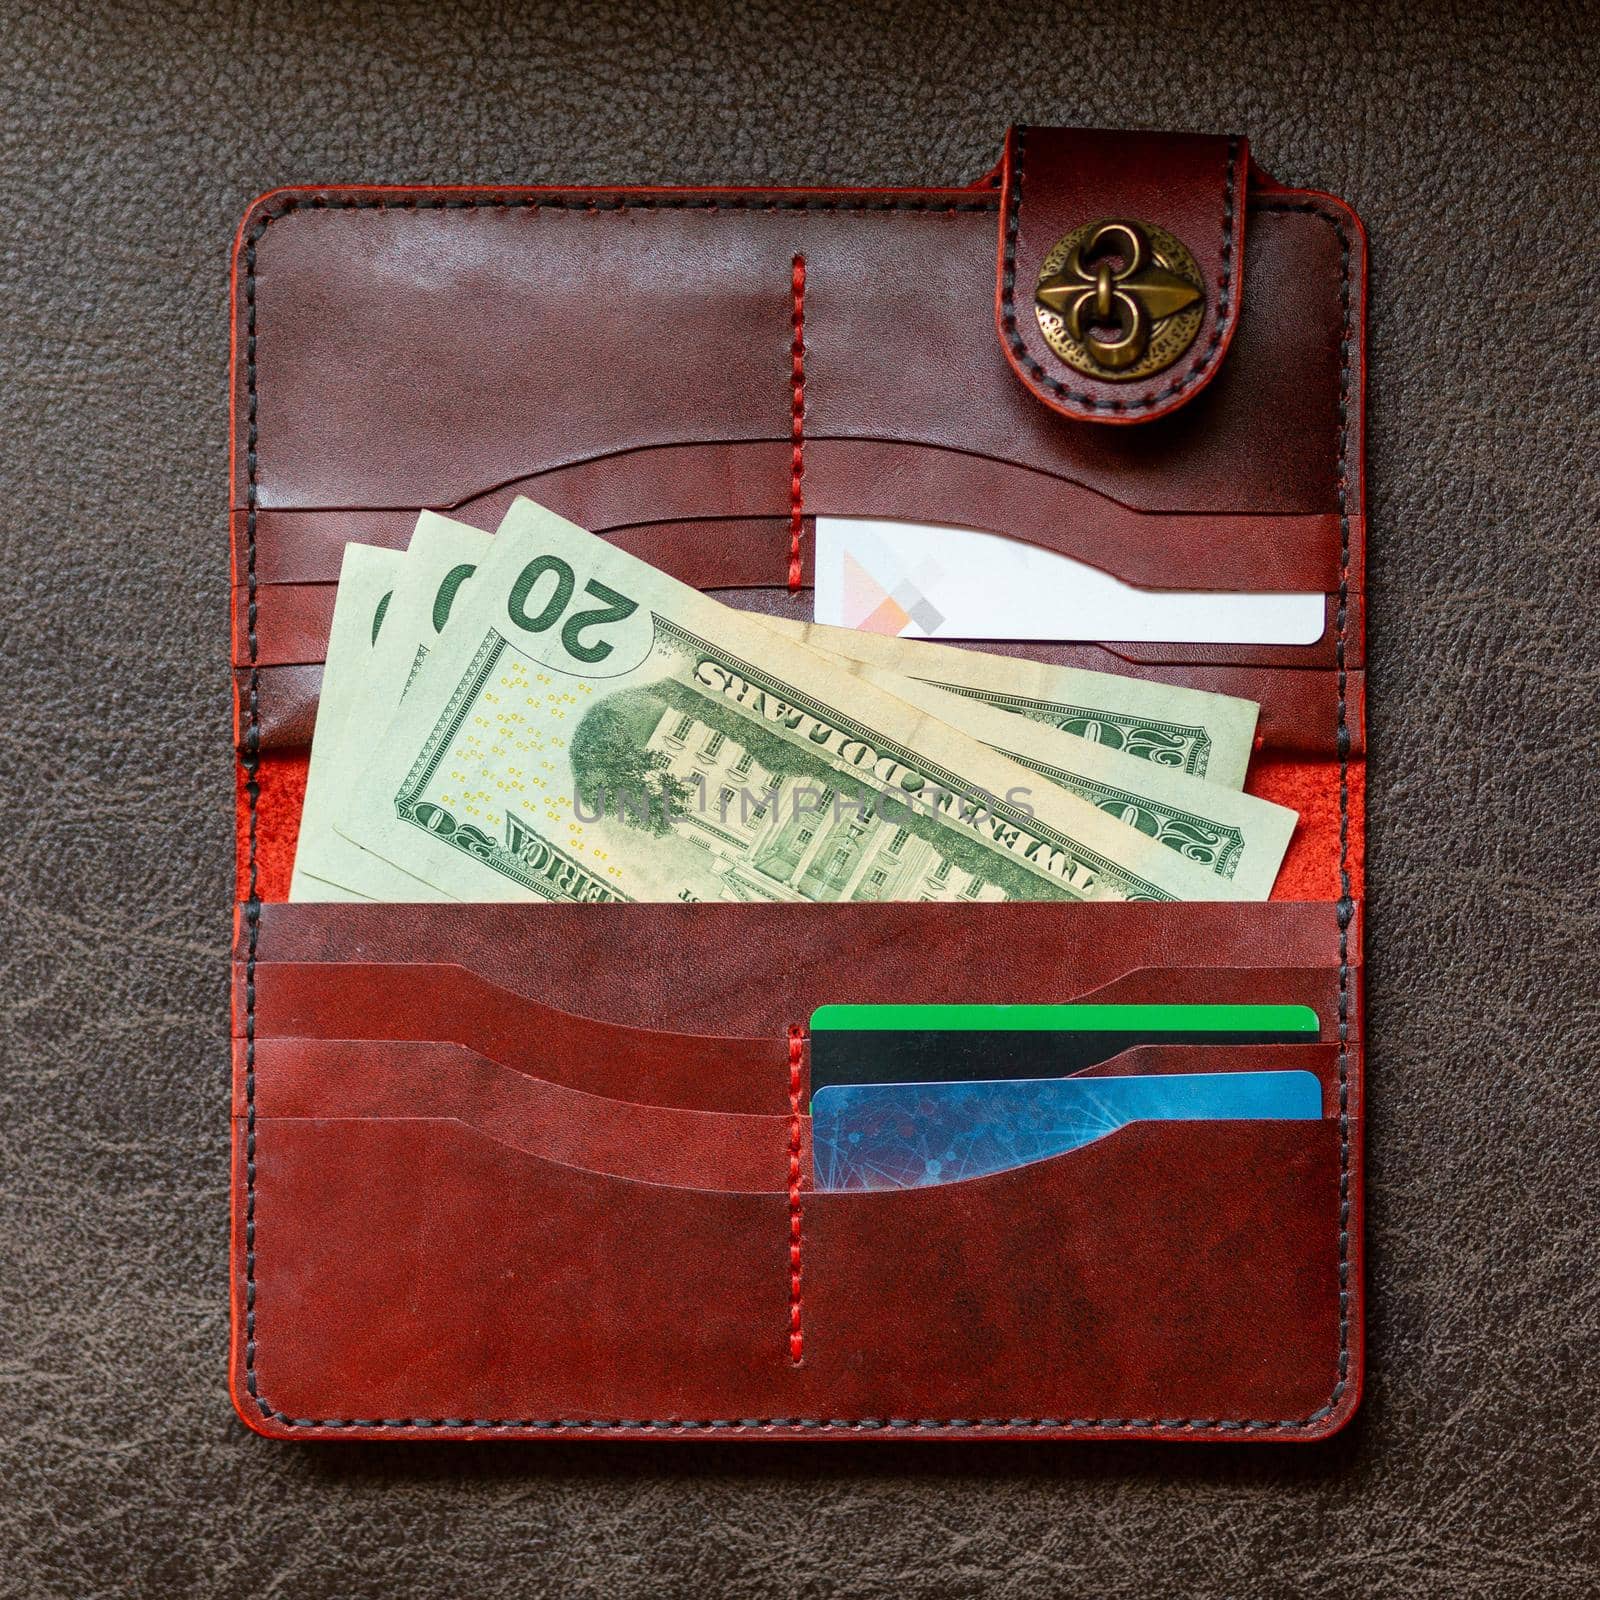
[996,126,1249,425]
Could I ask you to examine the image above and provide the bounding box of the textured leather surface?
[230,167,1360,755]
[234,903,1358,1437]
[2,0,1594,1593]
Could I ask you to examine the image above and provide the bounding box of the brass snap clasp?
[1034,218,1204,380]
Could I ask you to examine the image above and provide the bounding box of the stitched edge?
[787,1025,805,1364]
[239,190,1358,1437]
[241,229,263,1418]
[1329,201,1357,1424]
[787,255,806,592]
[247,192,1000,218]
[998,127,1241,415]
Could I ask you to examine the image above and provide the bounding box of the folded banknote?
[290,500,1296,905]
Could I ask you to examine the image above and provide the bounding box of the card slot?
[238,1113,796,1430]
[802,439,1343,593]
[236,1107,1358,1434]
[252,1036,796,1191]
[1066,1040,1345,1111]
[249,953,1351,1037]
[252,442,796,545]
[248,960,793,1115]
[249,504,798,587]
[243,899,1359,1041]
[802,1116,1356,1431]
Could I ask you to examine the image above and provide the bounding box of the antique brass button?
[1034,218,1204,380]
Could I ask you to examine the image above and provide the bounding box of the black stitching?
[242,224,266,1420]
[249,191,999,223]
[1334,209,1356,1423]
[241,188,1358,1437]
[999,127,1242,413]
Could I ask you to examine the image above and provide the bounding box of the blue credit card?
[811,1070,1322,1192]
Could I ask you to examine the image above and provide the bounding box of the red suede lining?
[1247,755,1363,902]
[239,750,1361,906]
[238,756,305,904]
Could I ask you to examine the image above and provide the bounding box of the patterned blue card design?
[811,1071,1322,1192]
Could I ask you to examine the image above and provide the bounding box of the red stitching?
[787,255,807,591]
[787,1023,805,1364]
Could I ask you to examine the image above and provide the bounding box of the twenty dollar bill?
[335,499,1244,905]
[764,619,1260,789]
[851,666,1295,898]
[290,543,451,903]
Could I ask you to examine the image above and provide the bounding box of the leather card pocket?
[253,1036,796,1191]
[234,896,1359,1437]
[243,898,1356,1025]
[247,960,793,1115]
[802,1114,1352,1428]
[238,1113,795,1428]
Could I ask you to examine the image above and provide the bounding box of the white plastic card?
[813,517,1326,646]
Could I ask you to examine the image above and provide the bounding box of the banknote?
[848,666,1295,897]
[289,543,452,903]
[373,517,1293,894]
[290,515,495,902]
[359,512,494,710]
[335,498,1245,905]
[763,618,1260,789]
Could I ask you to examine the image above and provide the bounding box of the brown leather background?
[2,1,1595,1595]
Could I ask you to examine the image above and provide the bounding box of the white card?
[813,517,1326,645]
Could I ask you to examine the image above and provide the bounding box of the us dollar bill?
[763,619,1260,789]
[290,514,492,902]
[849,666,1295,898]
[360,512,495,709]
[335,498,1245,904]
[290,542,452,903]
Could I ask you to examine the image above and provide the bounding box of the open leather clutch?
[229,124,1367,1441]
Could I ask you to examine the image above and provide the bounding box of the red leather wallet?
[229,124,1367,1441]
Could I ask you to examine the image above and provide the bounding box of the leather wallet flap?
[229,150,1368,805]
[996,125,1248,424]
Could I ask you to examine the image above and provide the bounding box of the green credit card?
[808,1002,1319,1107]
